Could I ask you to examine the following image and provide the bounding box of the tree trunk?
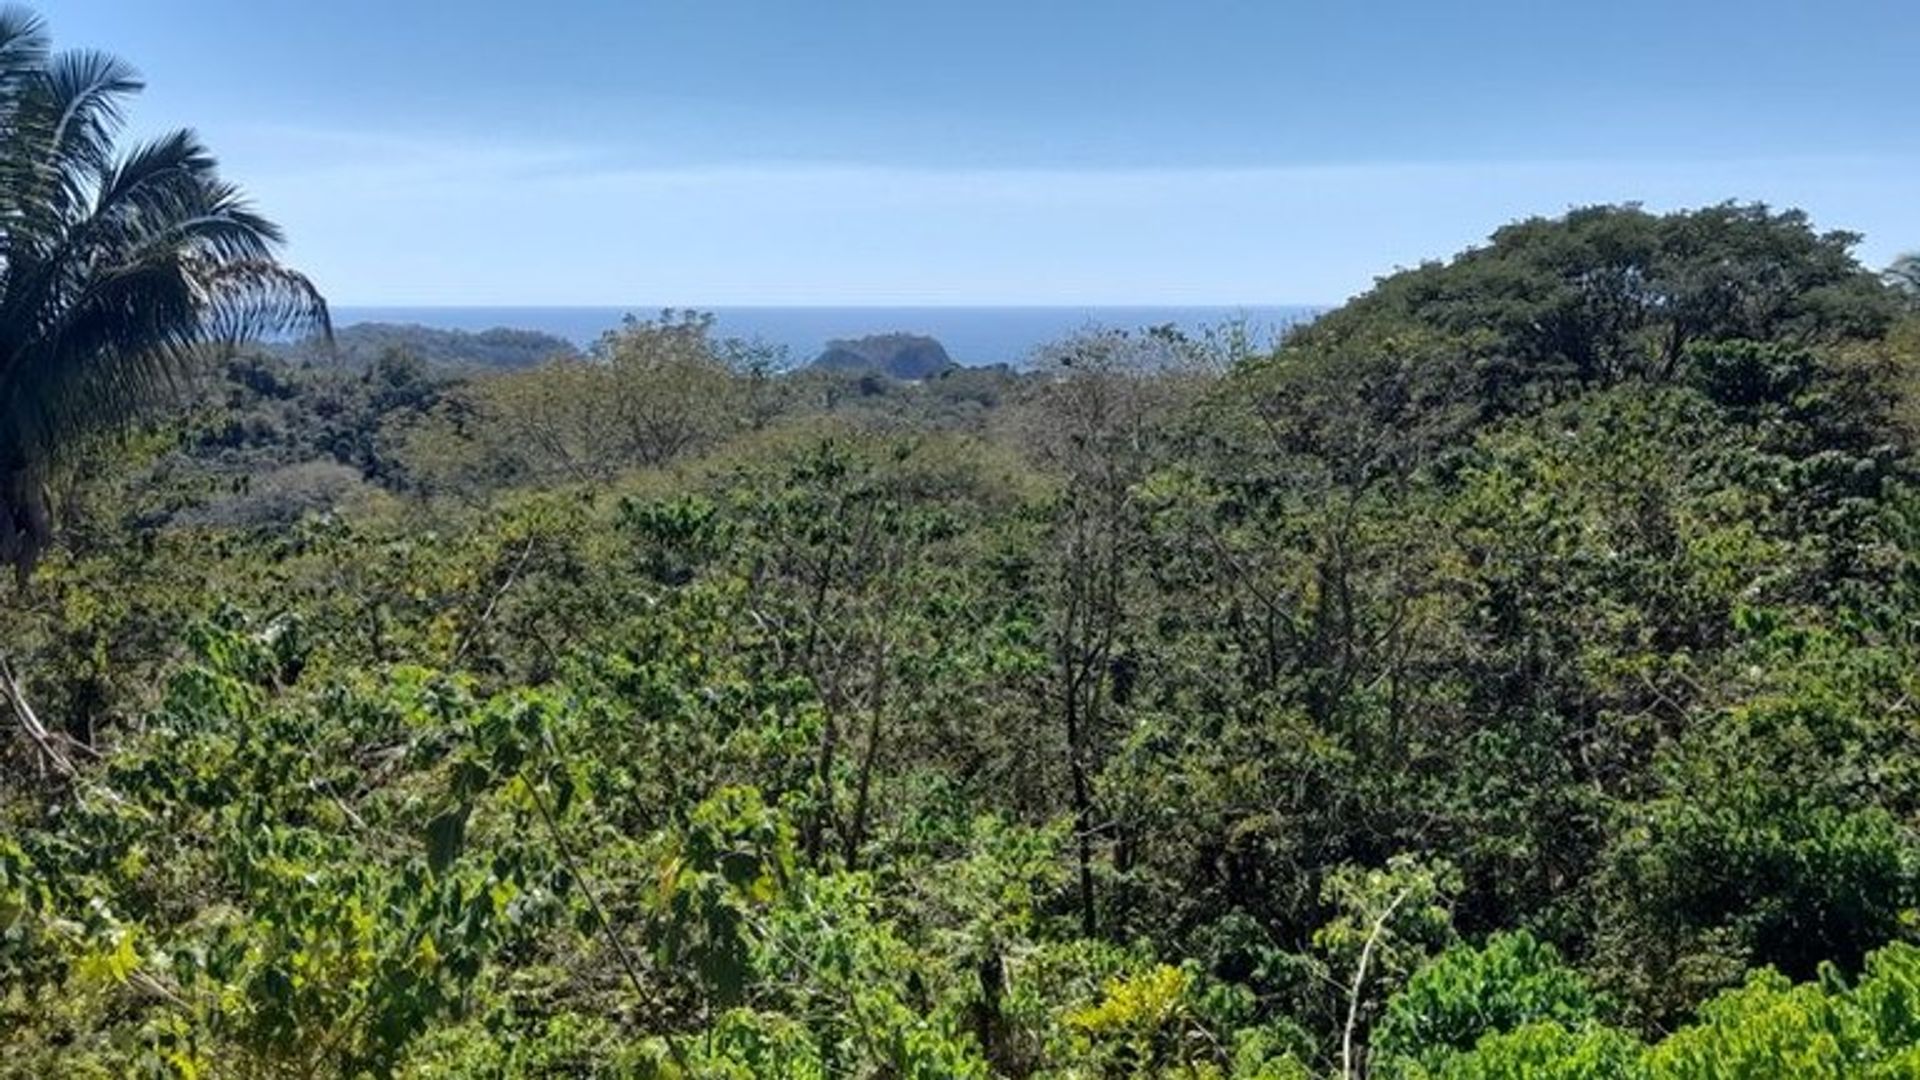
[0,463,51,588]
[844,705,883,869]
[803,710,840,865]
[1063,650,1096,938]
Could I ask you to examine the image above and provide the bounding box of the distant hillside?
[810,332,956,380]
[284,322,579,370]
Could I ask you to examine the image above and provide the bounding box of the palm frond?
[0,5,47,91]
[0,49,138,266]
[91,129,216,216]
[198,259,330,342]
[41,49,140,169]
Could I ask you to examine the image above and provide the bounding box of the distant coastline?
[325,305,1319,367]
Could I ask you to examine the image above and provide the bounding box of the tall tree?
[1025,327,1201,934]
[0,6,326,583]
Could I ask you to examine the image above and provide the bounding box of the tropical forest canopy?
[11,10,1920,1080]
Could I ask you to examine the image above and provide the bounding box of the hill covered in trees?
[10,203,1920,1078]
[280,322,581,372]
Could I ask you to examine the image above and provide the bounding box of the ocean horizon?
[327,305,1320,367]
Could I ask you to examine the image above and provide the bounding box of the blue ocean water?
[327,305,1318,367]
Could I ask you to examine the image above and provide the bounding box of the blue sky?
[50,1,1920,306]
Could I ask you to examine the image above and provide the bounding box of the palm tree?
[0,6,327,582]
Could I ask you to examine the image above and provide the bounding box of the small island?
[809,332,957,380]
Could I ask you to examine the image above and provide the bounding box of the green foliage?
[1430,1022,1647,1080]
[1391,942,1920,1077]
[1594,625,1920,1022]
[1648,943,1920,1078]
[650,787,795,1008]
[1372,932,1603,1075]
[8,195,1920,1075]
[1297,202,1894,415]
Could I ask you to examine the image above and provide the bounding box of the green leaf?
[426,804,472,874]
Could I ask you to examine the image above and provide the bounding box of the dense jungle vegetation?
[12,10,1920,1080]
